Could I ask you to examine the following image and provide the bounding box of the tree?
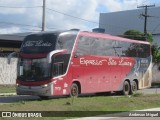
[122,29,146,41]
[122,29,160,64]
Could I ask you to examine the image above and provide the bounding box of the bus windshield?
[17,58,51,81]
[21,34,57,54]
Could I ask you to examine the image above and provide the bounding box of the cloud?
[0,0,29,14]
[0,0,156,34]
[0,27,21,34]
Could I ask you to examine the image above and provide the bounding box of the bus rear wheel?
[70,83,79,97]
[122,81,130,95]
[130,81,138,94]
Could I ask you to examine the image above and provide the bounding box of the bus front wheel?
[122,81,130,95]
[70,83,79,97]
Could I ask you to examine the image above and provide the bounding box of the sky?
[0,0,160,34]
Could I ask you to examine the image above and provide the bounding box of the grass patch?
[0,85,16,93]
[0,94,160,119]
[132,92,144,97]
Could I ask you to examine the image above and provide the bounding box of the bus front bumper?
[16,83,53,96]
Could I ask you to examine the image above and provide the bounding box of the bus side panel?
[72,56,135,93]
[109,57,135,91]
[138,57,152,89]
[72,56,103,93]
[117,56,152,91]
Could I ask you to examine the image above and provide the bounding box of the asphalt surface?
[68,88,160,120]
[137,87,160,94]
[0,87,160,104]
[0,95,40,104]
[0,87,160,120]
[69,108,160,120]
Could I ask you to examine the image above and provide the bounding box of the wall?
[0,57,17,84]
[152,64,160,83]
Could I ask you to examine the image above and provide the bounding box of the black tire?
[39,96,49,100]
[130,81,138,94]
[122,81,130,95]
[70,83,79,97]
[96,92,111,96]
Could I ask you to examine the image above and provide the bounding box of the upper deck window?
[56,32,77,54]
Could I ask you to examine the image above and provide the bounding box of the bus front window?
[18,58,51,81]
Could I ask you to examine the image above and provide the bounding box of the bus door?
[52,54,71,77]
[52,55,64,77]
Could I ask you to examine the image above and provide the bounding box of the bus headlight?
[42,84,48,87]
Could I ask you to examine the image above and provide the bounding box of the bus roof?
[23,29,150,45]
[26,29,79,36]
[79,31,150,45]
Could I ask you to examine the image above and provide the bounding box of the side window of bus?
[119,41,131,57]
[109,40,122,56]
[142,44,150,58]
[52,62,64,77]
[90,38,115,56]
[56,34,76,54]
[76,36,90,57]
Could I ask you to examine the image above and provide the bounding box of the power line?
[0,5,99,25]
[0,21,42,29]
[46,8,99,25]
[0,21,61,30]
[137,4,155,40]
[0,4,131,32]
[0,6,41,8]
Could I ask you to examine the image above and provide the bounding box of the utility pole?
[42,0,46,31]
[137,4,155,40]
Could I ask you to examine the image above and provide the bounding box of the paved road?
[69,108,160,120]
[72,117,160,120]
[0,88,160,119]
[0,87,160,104]
[137,87,160,94]
[0,95,40,104]
[67,88,160,120]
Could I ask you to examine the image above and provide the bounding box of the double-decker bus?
[8,29,152,98]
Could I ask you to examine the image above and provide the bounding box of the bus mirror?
[7,52,18,64]
[47,49,67,63]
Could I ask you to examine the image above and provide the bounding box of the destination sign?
[22,40,52,48]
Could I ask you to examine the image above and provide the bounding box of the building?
[0,33,31,57]
[0,33,32,84]
[100,7,160,83]
[99,6,160,45]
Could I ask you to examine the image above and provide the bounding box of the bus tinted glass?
[76,36,150,58]
[56,32,77,54]
[21,34,57,54]
[17,58,51,81]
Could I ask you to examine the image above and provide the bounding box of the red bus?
[9,30,152,98]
